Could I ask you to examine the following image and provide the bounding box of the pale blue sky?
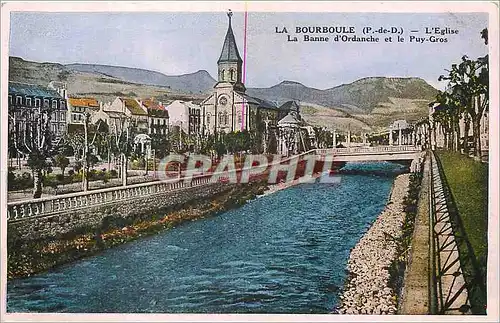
[9,12,488,90]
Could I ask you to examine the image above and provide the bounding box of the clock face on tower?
[218,96,228,106]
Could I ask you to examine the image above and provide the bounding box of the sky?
[9,11,488,90]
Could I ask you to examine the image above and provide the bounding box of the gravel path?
[337,173,410,315]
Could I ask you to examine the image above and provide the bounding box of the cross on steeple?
[227,9,233,21]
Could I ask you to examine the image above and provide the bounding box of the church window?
[207,113,211,124]
[219,112,224,124]
[237,113,242,124]
[230,69,235,81]
[224,112,229,125]
[220,69,225,81]
[16,96,22,105]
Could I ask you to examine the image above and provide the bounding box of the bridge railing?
[7,174,212,222]
[316,145,422,155]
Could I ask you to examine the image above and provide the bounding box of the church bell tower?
[217,10,245,92]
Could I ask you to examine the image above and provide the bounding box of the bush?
[43,174,59,190]
[74,161,83,173]
[8,172,34,191]
[68,169,75,177]
[72,172,83,182]
[110,169,118,178]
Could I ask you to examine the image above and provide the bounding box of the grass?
[435,150,488,264]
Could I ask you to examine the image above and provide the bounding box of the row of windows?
[150,128,168,135]
[51,111,66,122]
[51,123,66,134]
[189,108,201,116]
[205,112,242,125]
[150,118,168,126]
[219,68,237,82]
[9,95,66,109]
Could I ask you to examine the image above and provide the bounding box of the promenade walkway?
[400,151,470,314]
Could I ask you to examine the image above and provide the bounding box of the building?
[67,98,101,125]
[8,82,68,141]
[105,97,149,134]
[201,11,281,135]
[140,98,170,136]
[165,100,202,136]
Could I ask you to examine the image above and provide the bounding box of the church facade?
[201,12,280,136]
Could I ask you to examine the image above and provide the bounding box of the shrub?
[110,169,118,178]
[74,161,83,173]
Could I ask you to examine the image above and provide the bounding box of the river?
[7,162,405,314]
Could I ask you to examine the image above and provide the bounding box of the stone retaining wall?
[9,182,236,241]
[338,173,410,315]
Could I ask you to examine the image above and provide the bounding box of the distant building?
[67,98,101,124]
[8,82,68,141]
[140,98,170,136]
[278,100,301,122]
[165,100,201,136]
[105,97,149,134]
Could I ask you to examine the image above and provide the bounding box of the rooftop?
[120,98,147,116]
[69,98,99,108]
[9,82,63,99]
[217,12,242,64]
[279,101,300,112]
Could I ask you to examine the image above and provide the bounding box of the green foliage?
[8,171,34,191]
[53,154,70,175]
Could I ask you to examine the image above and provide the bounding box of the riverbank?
[337,173,410,315]
[7,181,269,279]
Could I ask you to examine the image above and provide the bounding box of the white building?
[165,100,202,135]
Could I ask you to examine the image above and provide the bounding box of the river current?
[7,162,405,314]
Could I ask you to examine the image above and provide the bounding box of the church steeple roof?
[217,11,242,64]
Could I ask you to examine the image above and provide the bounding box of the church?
[201,11,282,135]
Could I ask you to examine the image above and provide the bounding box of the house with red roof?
[140,98,169,136]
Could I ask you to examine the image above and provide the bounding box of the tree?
[8,101,56,198]
[432,90,462,151]
[150,133,170,159]
[437,28,488,157]
[111,117,135,186]
[53,154,70,177]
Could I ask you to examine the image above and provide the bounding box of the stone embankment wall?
[9,182,237,241]
[8,181,268,279]
[338,174,410,315]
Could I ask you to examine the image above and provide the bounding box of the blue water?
[7,162,405,313]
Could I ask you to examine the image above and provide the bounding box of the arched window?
[224,112,229,125]
[230,69,235,81]
[219,112,224,124]
[220,69,225,81]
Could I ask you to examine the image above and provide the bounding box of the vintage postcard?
[1,1,498,322]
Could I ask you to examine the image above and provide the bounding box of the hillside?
[247,77,437,114]
[66,63,216,94]
[9,57,437,130]
[247,77,437,131]
[8,57,206,104]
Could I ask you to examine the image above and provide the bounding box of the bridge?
[315,145,423,162]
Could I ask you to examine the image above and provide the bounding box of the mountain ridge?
[9,56,438,129]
